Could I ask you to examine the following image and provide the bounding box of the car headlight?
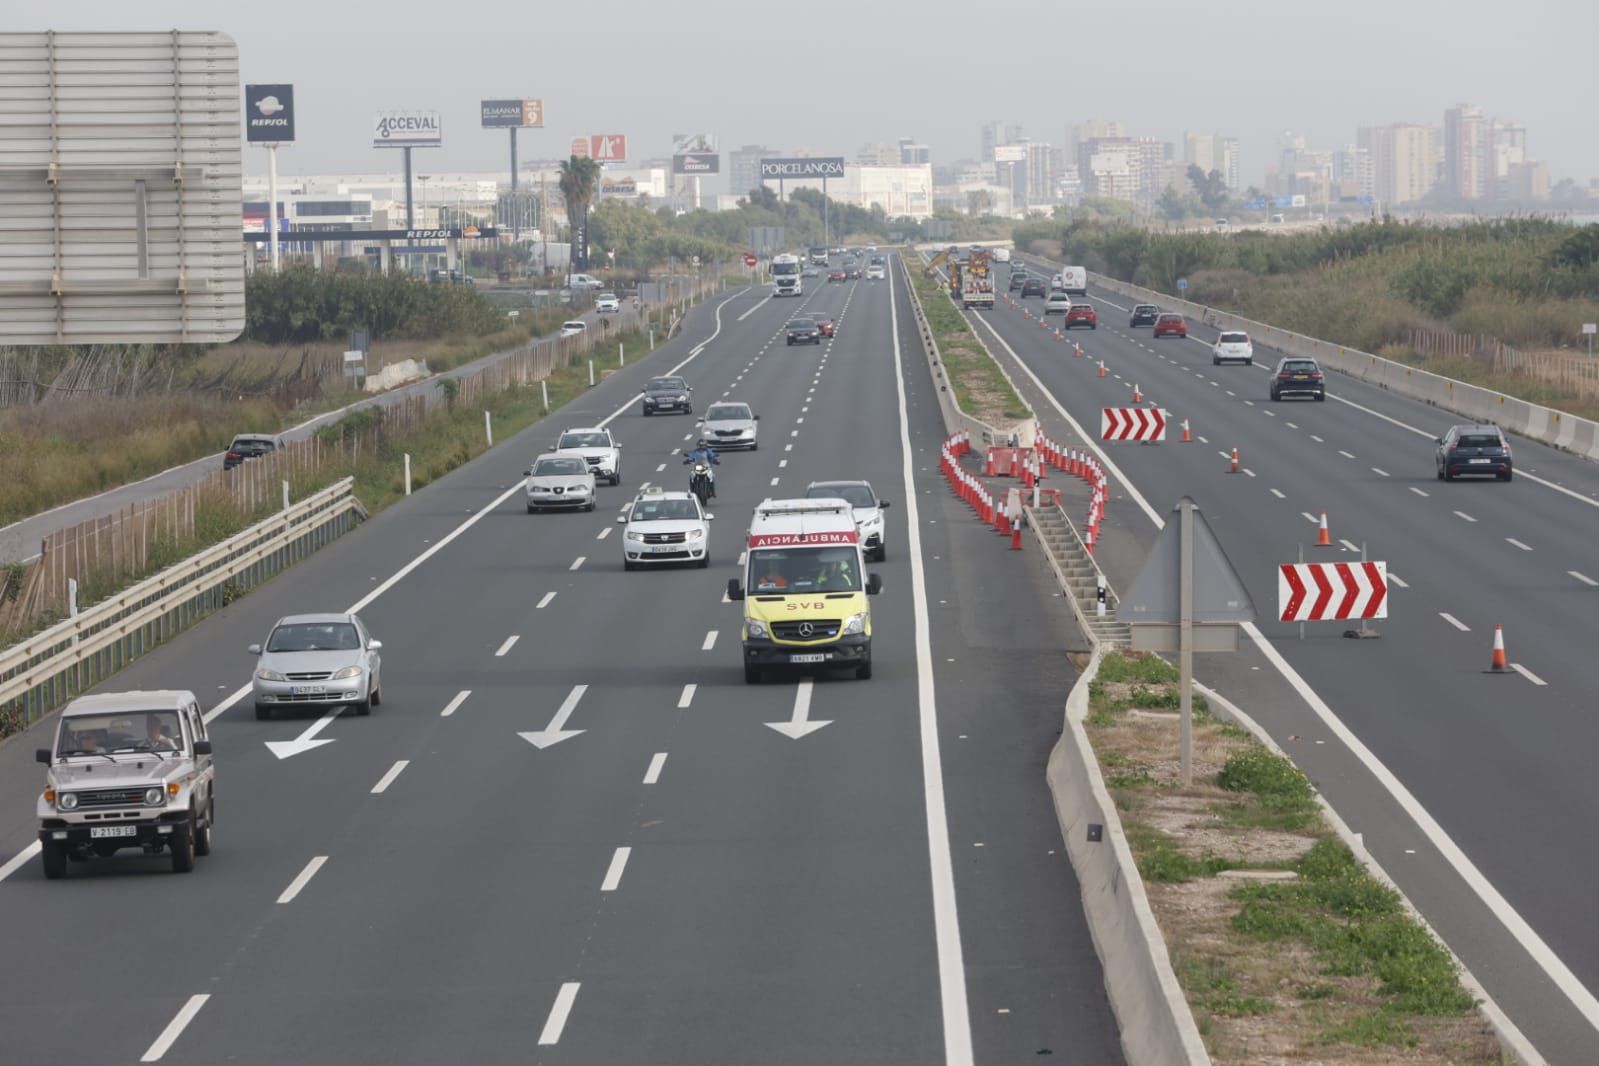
[626,531,646,542]
[329,666,363,680]
[842,613,867,636]
[569,485,588,494]
[687,529,705,540]
[143,787,166,807]
[57,792,79,811]
[256,668,287,682]
[746,619,769,639]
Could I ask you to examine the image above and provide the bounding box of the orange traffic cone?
[1181,418,1192,443]
[1487,624,1511,673]
[1132,382,1143,404]
[1074,342,1084,359]
[1316,511,1332,547]
[1228,447,1240,474]
[1054,328,1064,342]
[1097,361,1107,378]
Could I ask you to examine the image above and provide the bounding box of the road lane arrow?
[519,685,588,749]
[265,706,342,760]
[766,679,831,740]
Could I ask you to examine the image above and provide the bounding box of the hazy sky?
[30,0,1599,188]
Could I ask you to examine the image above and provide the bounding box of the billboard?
[373,110,442,148]
[993,144,1027,163]
[673,153,719,174]
[480,98,543,128]
[672,132,716,155]
[759,157,845,179]
[245,84,295,143]
[590,134,628,162]
[569,136,589,158]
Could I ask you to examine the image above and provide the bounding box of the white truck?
[1058,265,1088,296]
[771,254,803,297]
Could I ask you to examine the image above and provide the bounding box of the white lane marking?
[536,592,556,609]
[1310,434,1325,443]
[277,855,328,904]
[770,477,780,486]
[1511,663,1548,687]
[1387,573,1409,588]
[597,526,612,541]
[371,760,409,794]
[891,261,975,1063]
[796,416,805,423]
[1570,571,1598,587]
[678,684,696,708]
[441,690,471,717]
[655,463,666,472]
[1338,450,1356,459]
[1244,469,1256,478]
[1197,435,1209,444]
[1453,511,1477,524]
[1263,409,1276,417]
[570,556,586,570]
[1506,538,1532,552]
[1440,613,1471,632]
[1410,487,1430,498]
[1285,422,1298,429]
[778,459,788,468]
[1269,488,1286,499]
[1372,467,1391,477]
[600,847,632,892]
[975,294,1599,1039]
[701,630,717,651]
[784,444,793,452]
[0,841,41,882]
[495,635,519,657]
[1301,512,1318,524]
[790,429,799,437]
[538,982,582,1045]
[1339,539,1360,553]
[1242,400,1253,407]
[643,753,667,784]
[140,994,210,1062]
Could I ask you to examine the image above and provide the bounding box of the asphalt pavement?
[0,259,1121,1065]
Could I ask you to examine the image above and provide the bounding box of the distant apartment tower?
[1490,120,1527,199]
[1025,141,1055,205]
[729,145,777,200]
[1444,104,1489,200]
[899,138,931,166]
[1077,135,1167,206]
[1332,145,1374,201]
[979,121,1003,162]
[1184,133,1241,191]
[1359,124,1438,206]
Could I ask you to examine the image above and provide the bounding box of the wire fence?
[1408,328,1599,399]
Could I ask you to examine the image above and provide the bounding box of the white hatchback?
[1044,291,1073,316]
[560,320,587,338]
[1212,331,1254,365]
[594,293,620,313]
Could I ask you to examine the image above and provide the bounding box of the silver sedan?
[249,613,383,721]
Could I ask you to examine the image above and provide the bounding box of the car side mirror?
[247,643,262,655]
[866,573,883,596]
[523,469,533,477]
[706,513,715,521]
[696,418,705,425]
[726,578,745,602]
[193,740,213,756]
[36,748,51,764]
[879,500,891,508]
[368,640,383,651]
[640,388,647,394]
[753,415,761,421]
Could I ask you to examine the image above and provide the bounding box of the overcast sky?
[32,0,1599,188]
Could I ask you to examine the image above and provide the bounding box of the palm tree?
[558,156,602,271]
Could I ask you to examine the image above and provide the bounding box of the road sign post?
[1584,322,1596,357]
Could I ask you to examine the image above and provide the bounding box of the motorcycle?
[689,463,714,507]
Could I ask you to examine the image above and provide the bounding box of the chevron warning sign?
[1100,407,1167,441]
[1278,561,1388,622]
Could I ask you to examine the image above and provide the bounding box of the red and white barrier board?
[1101,407,1166,442]
[1278,561,1388,622]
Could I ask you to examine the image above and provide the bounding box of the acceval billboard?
[373,110,442,148]
[245,84,295,143]
[759,157,845,179]
[480,99,543,128]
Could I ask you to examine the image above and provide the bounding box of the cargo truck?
[957,249,994,309]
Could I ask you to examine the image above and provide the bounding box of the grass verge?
[1086,650,1507,1063]
[905,263,1029,425]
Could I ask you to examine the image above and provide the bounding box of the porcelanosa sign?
[759,157,845,179]
[372,110,442,148]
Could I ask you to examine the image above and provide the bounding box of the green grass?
[1125,821,1241,883]
[906,267,1030,423]
[1097,650,1180,685]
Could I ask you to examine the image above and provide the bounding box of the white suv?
[36,690,216,878]
[618,488,712,570]
[555,427,622,485]
[1212,331,1254,365]
[805,480,890,561]
[594,293,620,313]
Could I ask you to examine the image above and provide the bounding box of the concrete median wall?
[1087,273,1599,461]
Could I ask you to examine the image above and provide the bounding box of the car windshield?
[267,622,361,653]
[1135,305,1156,313]
[808,485,875,508]
[647,378,686,392]
[562,322,585,331]
[772,261,800,276]
[1158,314,1182,322]
[706,404,751,421]
[1458,434,1502,448]
[630,499,701,521]
[790,318,814,328]
[1283,361,1319,373]
[559,433,609,449]
[231,438,275,454]
[535,457,587,476]
[597,293,616,300]
[1071,304,1093,312]
[747,546,862,593]
[1219,333,1250,344]
[57,711,183,756]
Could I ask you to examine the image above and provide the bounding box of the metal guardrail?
[1,478,364,727]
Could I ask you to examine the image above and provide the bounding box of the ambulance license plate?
[788,654,826,664]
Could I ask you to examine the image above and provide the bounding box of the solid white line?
[0,841,41,882]
[892,260,974,1063]
[1453,510,1477,523]
[371,760,409,794]
[569,556,586,570]
[1570,571,1598,587]
[596,526,612,540]
[1440,612,1471,632]
[1387,573,1409,588]
[140,994,210,1062]
[1506,538,1532,552]
[600,847,632,892]
[1410,487,1430,498]
[277,855,328,904]
[643,753,667,784]
[441,690,471,717]
[678,684,696,708]
[701,630,717,651]
[536,591,556,609]
[1511,663,1548,687]
[1269,488,1286,499]
[495,635,519,657]
[538,982,581,1045]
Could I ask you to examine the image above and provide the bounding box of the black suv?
[223,434,284,470]
[1129,304,1159,327]
[1269,358,1325,401]
[1021,278,1047,298]
[1436,424,1513,482]
[786,316,821,345]
[641,375,692,416]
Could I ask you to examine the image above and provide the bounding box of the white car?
[594,293,620,313]
[618,488,712,570]
[524,452,597,513]
[1212,331,1254,365]
[805,480,890,561]
[554,427,622,485]
[698,401,759,451]
[991,247,1011,262]
[865,264,885,280]
[250,613,383,720]
[1044,291,1073,316]
[560,320,587,338]
[565,273,603,291]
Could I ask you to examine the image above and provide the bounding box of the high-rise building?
[1332,145,1374,201]
[899,138,931,166]
[1077,135,1168,206]
[1184,133,1241,192]
[1444,104,1489,200]
[729,145,777,201]
[1506,160,1549,201]
[1025,141,1055,205]
[1359,124,1438,206]
[979,121,1003,163]
[1489,120,1527,199]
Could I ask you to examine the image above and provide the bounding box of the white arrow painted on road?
[265,706,342,760]
[766,679,831,740]
[519,685,588,749]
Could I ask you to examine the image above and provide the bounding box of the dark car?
[1009,272,1029,291]
[1021,278,1047,298]
[827,270,846,283]
[844,266,862,280]
[814,315,836,338]
[223,433,284,470]
[1269,358,1325,402]
[641,375,692,416]
[786,316,821,346]
[1129,304,1159,327]
[1152,313,1188,338]
[1436,424,1513,481]
[1064,304,1098,330]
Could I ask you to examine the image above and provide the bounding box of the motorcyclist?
[682,440,720,498]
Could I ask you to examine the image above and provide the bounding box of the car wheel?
[1442,466,1454,482]
[1500,469,1513,482]
[696,555,710,569]
[354,687,373,716]
[526,504,537,514]
[370,682,381,708]
[1314,392,1325,402]
[744,664,762,685]
[1212,357,1220,365]
[193,800,213,857]
[170,819,196,874]
[40,840,67,880]
[874,544,886,562]
[1436,463,1445,481]
[254,703,272,722]
[1246,358,1253,366]
[750,441,758,451]
[587,498,596,512]
[1091,324,1097,330]
[856,655,873,681]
